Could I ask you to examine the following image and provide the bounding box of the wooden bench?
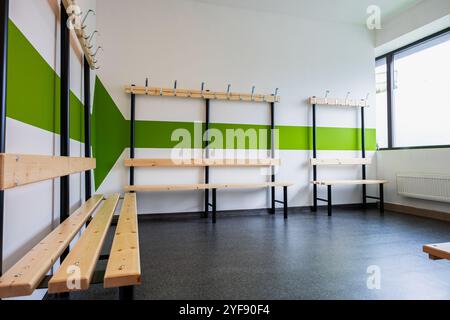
[423,243,450,261]
[0,153,141,300]
[310,158,388,216]
[125,182,293,223]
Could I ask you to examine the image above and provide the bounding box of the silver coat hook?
[201,82,205,97]
[325,90,330,98]
[145,78,149,95]
[274,88,279,96]
[85,30,99,45]
[227,84,231,99]
[82,9,96,29]
[91,46,103,57]
[174,80,178,96]
[251,86,256,100]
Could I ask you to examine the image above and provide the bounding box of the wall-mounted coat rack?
[61,0,100,70]
[308,96,369,108]
[124,84,281,103]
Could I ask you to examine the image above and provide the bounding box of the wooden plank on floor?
[424,243,450,261]
[0,154,96,190]
[48,194,120,293]
[104,193,141,288]
[0,195,104,298]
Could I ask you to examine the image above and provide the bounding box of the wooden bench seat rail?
[310,158,372,166]
[0,153,96,190]
[48,194,120,294]
[0,195,104,298]
[312,180,388,186]
[125,182,293,192]
[104,193,141,288]
[125,158,280,168]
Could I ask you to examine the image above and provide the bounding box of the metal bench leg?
[312,184,318,212]
[327,185,332,217]
[379,184,384,216]
[271,186,276,214]
[204,190,209,219]
[119,286,134,300]
[362,184,367,209]
[212,189,217,224]
[283,186,288,219]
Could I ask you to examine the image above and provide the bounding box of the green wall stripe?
[7,19,85,142]
[92,77,129,190]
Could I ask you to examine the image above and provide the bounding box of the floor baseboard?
[385,202,450,222]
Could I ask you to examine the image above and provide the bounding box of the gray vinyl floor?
[52,207,450,300]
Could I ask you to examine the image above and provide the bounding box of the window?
[375,58,388,149]
[376,28,450,149]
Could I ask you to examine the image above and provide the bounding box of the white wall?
[96,0,378,214]
[5,0,97,300]
[375,0,450,214]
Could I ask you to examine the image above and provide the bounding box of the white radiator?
[397,173,450,203]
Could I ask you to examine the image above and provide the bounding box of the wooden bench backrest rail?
[104,193,141,288]
[310,158,372,166]
[0,153,96,190]
[48,194,120,293]
[125,182,293,192]
[125,158,280,168]
[0,195,104,298]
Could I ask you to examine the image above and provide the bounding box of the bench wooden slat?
[104,193,141,288]
[48,194,120,293]
[0,195,104,298]
[125,158,280,167]
[312,180,388,186]
[0,154,96,190]
[310,158,372,166]
[125,182,293,192]
[423,243,450,261]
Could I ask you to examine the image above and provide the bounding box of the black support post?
[386,54,394,149]
[327,185,332,217]
[130,86,136,188]
[270,101,275,214]
[283,186,288,220]
[83,58,92,201]
[60,4,70,259]
[312,102,318,212]
[379,184,384,216]
[212,189,217,224]
[361,107,367,208]
[204,99,210,219]
[0,0,8,279]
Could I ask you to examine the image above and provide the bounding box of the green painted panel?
[92,77,129,189]
[7,20,84,142]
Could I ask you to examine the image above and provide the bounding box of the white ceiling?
[187,0,424,24]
